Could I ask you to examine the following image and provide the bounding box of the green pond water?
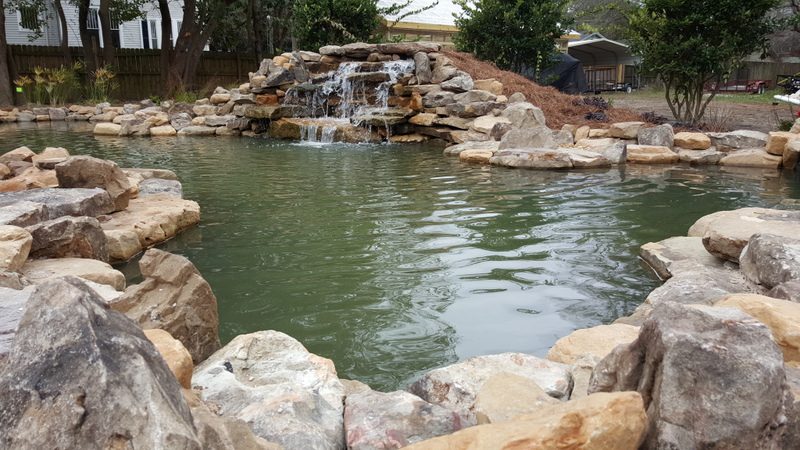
[3,122,799,390]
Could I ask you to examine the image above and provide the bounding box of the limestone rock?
[93,122,122,135]
[144,328,194,389]
[498,127,555,150]
[740,233,800,289]
[101,195,200,261]
[626,144,679,164]
[0,166,58,192]
[0,286,33,361]
[678,148,724,165]
[0,147,35,164]
[408,352,573,425]
[715,293,800,364]
[473,79,503,95]
[21,258,125,290]
[319,45,345,56]
[459,149,494,164]
[0,225,32,272]
[640,236,724,280]
[688,207,800,262]
[453,90,497,104]
[719,148,782,168]
[344,389,462,450]
[405,392,647,450]
[575,138,627,164]
[111,248,220,363]
[490,149,573,170]
[150,124,178,136]
[193,330,346,449]
[409,112,437,126]
[0,277,208,449]
[558,148,611,168]
[178,125,218,136]
[608,121,643,139]
[674,131,711,150]
[376,42,439,55]
[588,128,609,138]
[170,112,193,130]
[431,57,457,84]
[637,124,674,148]
[766,131,798,155]
[26,216,108,261]
[770,281,800,303]
[784,138,800,171]
[422,91,455,108]
[55,156,132,211]
[474,373,559,424]
[31,147,69,169]
[413,52,432,84]
[442,141,499,157]
[709,129,769,151]
[547,324,640,366]
[590,302,789,449]
[500,102,546,129]
[342,42,377,59]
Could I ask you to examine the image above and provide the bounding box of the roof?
[378,0,463,27]
[567,36,639,66]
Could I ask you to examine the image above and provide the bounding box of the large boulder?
[674,131,711,150]
[558,148,611,168]
[608,121,644,139]
[709,129,769,151]
[408,353,573,426]
[0,286,34,362]
[498,126,555,150]
[714,293,800,364]
[404,392,647,450]
[499,102,546,129]
[719,148,783,168]
[26,216,108,261]
[618,262,756,326]
[785,139,800,171]
[0,166,59,192]
[639,236,725,280]
[0,147,35,164]
[766,131,798,156]
[740,233,800,289]
[575,138,627,164]
[0,225,32,272]
[344,389,462,450]
[193,330,346,449]
[637,124,674,148]
[413,52,432,84]
[489,149,573,170]
[688,207,800,262]
[625,145,679,164]
[101,195,200,262]
[144,328,194,389]
[0,277,204,448]
[591,302,790,449]
[111,248,220,364]
[21,257,125,291]
[55,156,132,211]
[473,373,559,424]
[678,148,724,165]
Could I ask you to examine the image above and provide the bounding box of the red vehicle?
[709,79,770,94]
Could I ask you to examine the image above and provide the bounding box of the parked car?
[710,79,769,94]
[778,74,800,95]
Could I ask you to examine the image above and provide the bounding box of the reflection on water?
[2,123,799,390]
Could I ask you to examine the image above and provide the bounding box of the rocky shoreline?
[0,141,798,448]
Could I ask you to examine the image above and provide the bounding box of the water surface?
[3,122,798,390]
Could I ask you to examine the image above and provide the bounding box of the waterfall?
[299,120,339,144]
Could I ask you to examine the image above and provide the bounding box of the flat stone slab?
[101,195,200,262]
[688,207,800,262]
[0,188,114,226]
[640,236,726,280]
[490,148,573,170]
[21,258,126,291]
[443,141,500,156]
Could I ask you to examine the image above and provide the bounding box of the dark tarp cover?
[519,53,588,94]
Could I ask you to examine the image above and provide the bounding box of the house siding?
[5,0,184,49]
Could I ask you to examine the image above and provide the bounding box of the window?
[141,19,160,49]
[173,20,182,44]
[18,6,41,31]
[88,8,120,30]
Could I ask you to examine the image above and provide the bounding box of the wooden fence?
[8,45,259,101]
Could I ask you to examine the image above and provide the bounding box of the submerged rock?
[111,248,220,363]
[344,389,462,450]
[591,302,789,449]
[408,353,573,426]
[193,330,346,449]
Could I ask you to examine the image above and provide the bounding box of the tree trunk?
[0,0,14,106]
[54,0,71,63]
[158,0,173,94]
[98,0,115,66]
[250,0,262,61]
[78,0,99,73]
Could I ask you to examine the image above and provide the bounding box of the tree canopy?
[452,0,572,76]
[628,0,780,124]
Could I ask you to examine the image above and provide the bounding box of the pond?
[3,123,799,390]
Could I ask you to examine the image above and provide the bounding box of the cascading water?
[285,60,415,143]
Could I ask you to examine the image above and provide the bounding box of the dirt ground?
[604,93,798,133]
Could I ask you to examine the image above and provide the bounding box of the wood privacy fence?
[8,45,260,100]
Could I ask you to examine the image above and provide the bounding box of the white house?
[4,0,184,49]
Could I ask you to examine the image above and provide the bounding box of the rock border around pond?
[4,43,799,174]
[2,145,800,447]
